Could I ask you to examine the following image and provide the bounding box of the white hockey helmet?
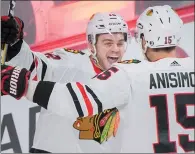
[86,12,130,54]
[135,5,183,53]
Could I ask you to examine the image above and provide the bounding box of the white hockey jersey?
[26,57,195,153]
[6,40,136,153]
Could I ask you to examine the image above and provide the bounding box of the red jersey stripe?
[76,82,93,116]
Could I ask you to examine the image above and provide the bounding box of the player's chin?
[105,62,115,70]
[102,62,110,70]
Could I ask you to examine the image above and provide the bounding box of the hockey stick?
[1,0,16,64]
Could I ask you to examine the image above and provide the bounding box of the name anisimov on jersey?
[150,72,195,89]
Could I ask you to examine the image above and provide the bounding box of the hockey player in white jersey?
[2,5,195,153]
[1,13,134,153]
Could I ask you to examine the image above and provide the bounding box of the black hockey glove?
[1,16,24,45]
[1,65,31,99]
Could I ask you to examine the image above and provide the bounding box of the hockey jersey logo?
[64,48,85,55]
[73,107,120,144]
[118,59,141,64]
[170,60,181,66]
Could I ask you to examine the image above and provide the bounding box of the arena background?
[1,1,194,153]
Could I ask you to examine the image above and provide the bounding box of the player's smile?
[107,56,119,64]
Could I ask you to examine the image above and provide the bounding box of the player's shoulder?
[153,57,194,70]
[118,59,141,64]
[53,48,86,56]
[63,48,86,55]
[45,48,89,60]
[115,57,194,73]
[42,48,90,68]
[114,59,146,71]
[171,57,193,66]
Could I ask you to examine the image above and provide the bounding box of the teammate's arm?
[1,64,130,117]
[26,65,130,117]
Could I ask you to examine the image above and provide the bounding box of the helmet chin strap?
[89,45,104,70]
[92,44,97,57]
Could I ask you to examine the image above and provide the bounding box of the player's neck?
[146,49,176,62]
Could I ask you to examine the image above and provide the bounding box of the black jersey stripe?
[66,83,84,117]
[85,85,103,113]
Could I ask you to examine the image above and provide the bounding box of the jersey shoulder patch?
[118,59,141,64]
[64,48,85,55]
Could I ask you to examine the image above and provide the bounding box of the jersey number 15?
[150,93,195,153]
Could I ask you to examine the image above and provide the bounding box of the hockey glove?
[1,65,31,99]
[1,16,24,45]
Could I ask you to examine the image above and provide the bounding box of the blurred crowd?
[1,1,194,45]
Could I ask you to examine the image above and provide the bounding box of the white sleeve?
[5,40,71,81]
[26,66,131,118]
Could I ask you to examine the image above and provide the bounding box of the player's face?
[95,33,126,70]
